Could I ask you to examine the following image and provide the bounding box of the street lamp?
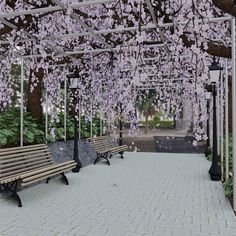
[119,102,123,146]
[205,92,211,157]
[208,57,223,181]
[67,67,81,173]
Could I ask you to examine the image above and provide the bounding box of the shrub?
[0,108,45,146]
[223,178,233,198]
[140,119,174,129]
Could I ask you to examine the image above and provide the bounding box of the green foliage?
[80,115,101,139]
[41,112,101,142]
[140,120,174,129]
[219,134,233,172]
[0,108,45,146]
[140,112,174,129]
[223,178,233,198]
[156,120,174,129]
[206,147,212,161]
[137,89,156,117]
[207,135,233,199]
[43,112,74,142]
[226,135,233,170]
[0,109,102,146]
[206,153,212,161]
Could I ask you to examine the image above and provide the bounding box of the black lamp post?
[205,92,211,157]
[119,116,123,146]
[208,57,223,181]
[67,68,81,173]
[119,102,124,146]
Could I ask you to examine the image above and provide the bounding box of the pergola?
[0,0,236,210]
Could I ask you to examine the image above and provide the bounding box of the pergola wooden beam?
[0,0,116,19]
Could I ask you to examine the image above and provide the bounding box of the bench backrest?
[90,136,114,152]
[0,144,55,180]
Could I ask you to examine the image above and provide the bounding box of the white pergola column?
[220,69,224,180]
[45,83,48,142]
[100,111,103,136]
[231,16,236,211]
[64,78,67,141]
[225,59,229,180]
[20,58,24,147]
[217,83,220,156]
[79,99,81,140]
[90,100,93,138]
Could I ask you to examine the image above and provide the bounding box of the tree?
[26,68,43,124]
[137,90,156,134]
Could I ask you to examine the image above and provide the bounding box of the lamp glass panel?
[70,78,78,89]
[205,92,211,100]
[209,70,220,83]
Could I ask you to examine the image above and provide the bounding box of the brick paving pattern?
[0,152,235,236]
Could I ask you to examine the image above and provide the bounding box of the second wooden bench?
[90,136,128,165]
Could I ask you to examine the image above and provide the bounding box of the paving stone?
[0,152,235,236]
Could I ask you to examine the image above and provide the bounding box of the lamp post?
[119,102,123,146]
[205,92,211,157]
[208,57,223,181]
[67,68,81,173]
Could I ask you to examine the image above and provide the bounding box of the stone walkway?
[0,153,236,236]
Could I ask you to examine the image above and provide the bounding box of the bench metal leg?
[94,156,99,165]
[60,173,69,185]
[119,152,124,159]
[2,181,23,207]
[94,153,110,165]
[46,177,50,184]
[106,158,110,165]
[10,189,22,207]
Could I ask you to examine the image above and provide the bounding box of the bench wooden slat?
[0,162,55,179]
[92,143,104,147]
[0,159,54,174]
[0,155,53,168]
[21,165,76,186]
[0,149,50,160]
[22,162,76,184]
[0,144,46,153]
[110,145,128,151]
[0,145,48,156]
[0,176,21,184]
[0,163,59,184]
[19,160,76,179]
[0,153,53,165]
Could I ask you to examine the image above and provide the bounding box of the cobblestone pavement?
[0,153,236,236]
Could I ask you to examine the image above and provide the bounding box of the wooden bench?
[0,144,76,207]
[90,136,128,165]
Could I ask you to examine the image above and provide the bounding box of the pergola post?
[20,58,24,147]
[100,111,103,136]
[217,84,220,157]
[79,98,81,140]
[45,88,48,142]
[231,16,236,212]
[225,59,229,180]
[64,78,67,141]
[90,100,93,138]
[220,68,224,180]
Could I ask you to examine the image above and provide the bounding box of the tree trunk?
[145,112,148,134]
[27,68,43,124]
